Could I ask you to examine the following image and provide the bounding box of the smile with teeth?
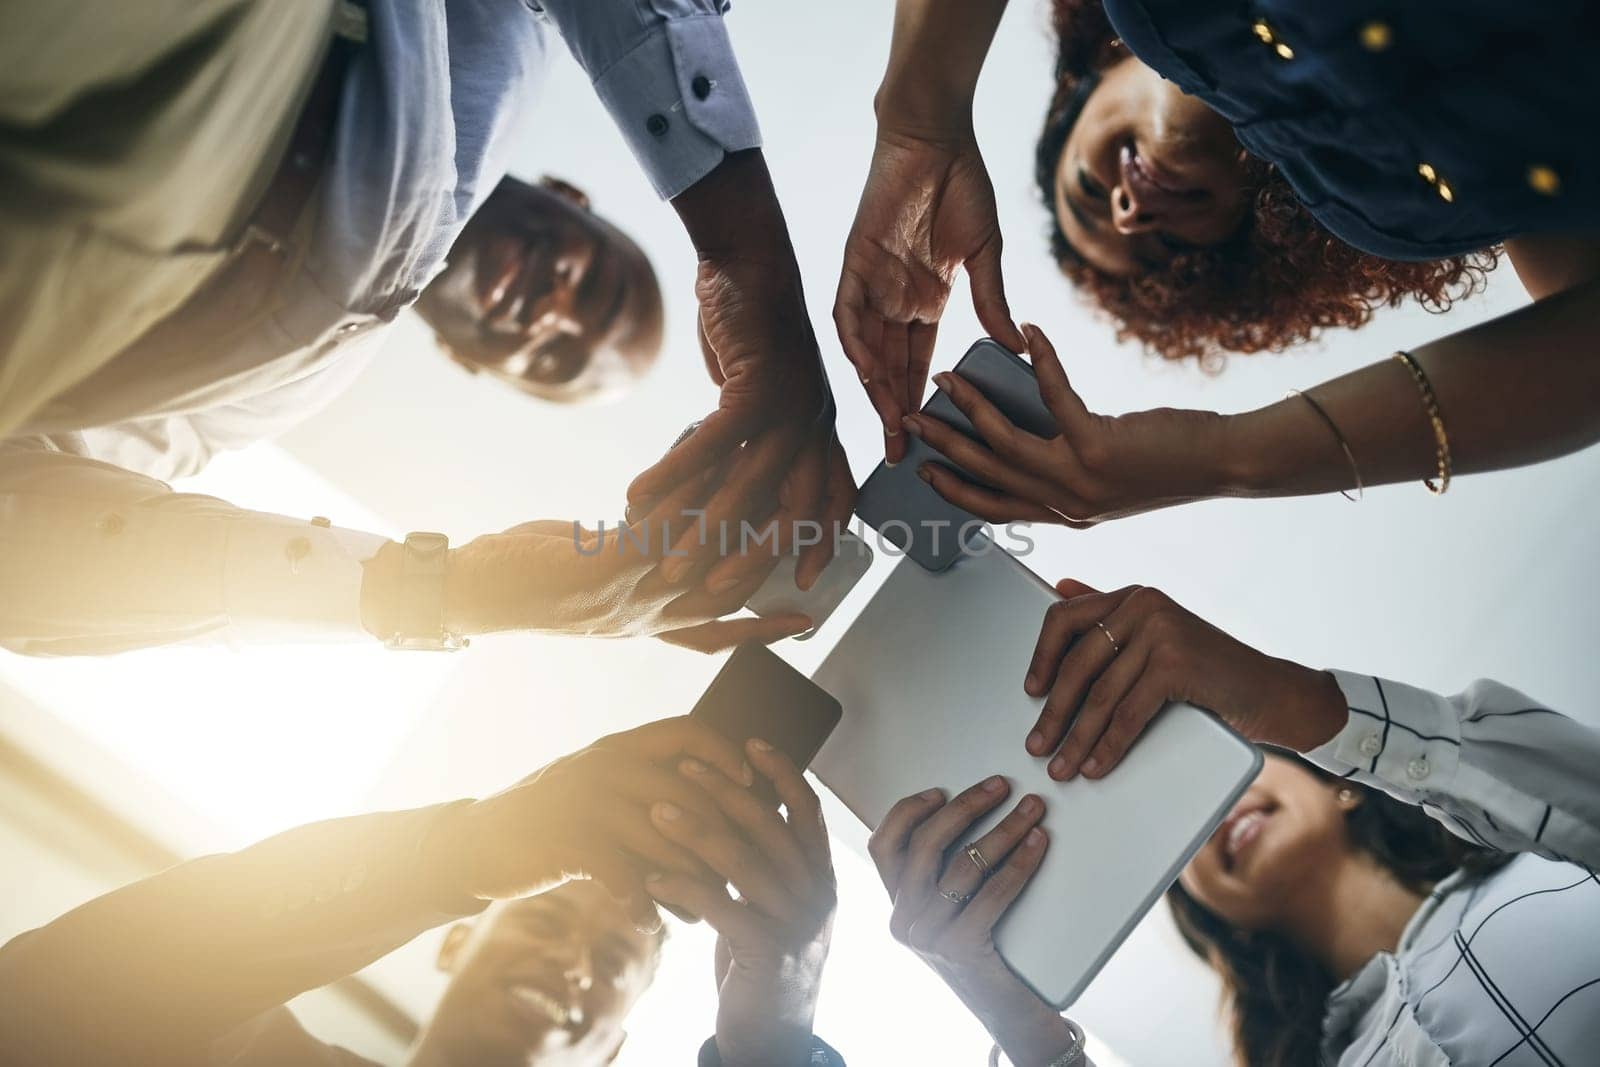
[508,984,580,1029]
[1223,808,1270,870]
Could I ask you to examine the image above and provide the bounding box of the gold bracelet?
[1392,350,1452,495]
[1288,389,1363,502]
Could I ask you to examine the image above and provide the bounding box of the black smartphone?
[688,644,843,807]
[856,337,1055,571]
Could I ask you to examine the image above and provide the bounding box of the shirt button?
[691,74,712,101]
[646,113,670,137]
[310,515,332,528]
[1251,18,1294,60]
[1416,162,1456,203]
[1406,757,1430,781]
[96,513,126,536]
[285,536,312,572]
[1358,733,1383,757]
[1527,164,1562,196]
[1358,21,1393,52]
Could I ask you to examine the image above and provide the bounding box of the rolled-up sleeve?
[533,0,762,199]
[1306,671,1600,871]
[0,441,388,655]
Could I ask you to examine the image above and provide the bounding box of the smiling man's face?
[419,883,662,1067]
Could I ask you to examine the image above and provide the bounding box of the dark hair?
[1037,0,1499,367]
[1165,755,1511,1067]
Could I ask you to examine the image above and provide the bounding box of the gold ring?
[940,887,973,905]
[1096,621,1120,654]
[965,843,992,877]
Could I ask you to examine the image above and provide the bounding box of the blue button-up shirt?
[1102,0,1600,261]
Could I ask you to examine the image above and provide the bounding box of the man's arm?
[0,803,483,1067]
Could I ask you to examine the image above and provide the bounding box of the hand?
[835,127,1025,465]
[1025,581,1348,781]
[646,740,836,1067]
[902,324,1235,526]
[631,151,852,596]
[437,498,811,653]
[439,718,755,932]
[869,779,1080,1067]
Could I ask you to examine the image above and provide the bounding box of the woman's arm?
[1023,582,1600,871]
[875,0,1011,135]
[910,263,1600,526]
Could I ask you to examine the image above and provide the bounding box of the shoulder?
[1404,857,1600,1065]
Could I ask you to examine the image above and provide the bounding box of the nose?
[1110,184,1163,235]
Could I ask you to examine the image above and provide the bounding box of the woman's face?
[1178,755,1358,930]
[1053,56,1254,276]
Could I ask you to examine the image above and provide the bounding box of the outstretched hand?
[835,129,1025,465]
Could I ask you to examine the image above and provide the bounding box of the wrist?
[874,80,974,144]
[359,541,405,641]
[1215,408,1284,498]
[674,149,794,265]
[1270,663,1349,753]
[715,959,824,1066]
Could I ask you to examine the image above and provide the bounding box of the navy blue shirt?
[1101,0,1600,261]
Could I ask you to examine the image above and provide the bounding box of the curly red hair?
[1039,0,1499,367]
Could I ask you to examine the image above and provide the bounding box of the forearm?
[875,0,1010,135]
[672,148,794,265]
[0,804,483,1066]
[1222,276,1600,497]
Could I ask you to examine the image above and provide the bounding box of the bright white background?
[4,2,1599,1065]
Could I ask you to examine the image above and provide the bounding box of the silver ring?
[965,843,992,878]
[1096,620,1120,654]
[940,887,973,905]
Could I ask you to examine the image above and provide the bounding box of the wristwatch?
[379,532,468,651]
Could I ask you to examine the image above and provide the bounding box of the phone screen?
[688,645,843,806]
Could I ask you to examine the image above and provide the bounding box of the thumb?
[1054,578,1102,599]
[1024,323,1091,431]
[967,236,1026,355]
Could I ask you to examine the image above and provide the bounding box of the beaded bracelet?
[1392,350,1452,495]
[1288,388,1363,501]
[987,1020,1087,1067]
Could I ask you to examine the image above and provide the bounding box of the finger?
[651,801,795,921]
[662,429,797,582]
[679,753,811,889]
[968,236,1026,355]
[1022,323,1090,432]
[867,788,946,897]
[702,439,824,592]
[1025,585,1120,699]
[900,776,1012,903]
[902,412,1060,504]
[600,805,715,880]
[616,717,752,788]
[627,408,747,511]
[932,370,1049,463]
[794,441,859,592]
[916,464,1062,525]
[834,282,906,452]
[645,873,762,940]
[613,759,740,824]
[655,614,813,654]
[747,738,833,875]
[936,793,1044,898]
[1026,588,1138,750]
[905,320,940,417]
[881,324,912,440]
[669,553,780,619]
[1049,638,1150,781]
[1082,669,1170,779]
[583,851,662,935]
[954,826,1048,936]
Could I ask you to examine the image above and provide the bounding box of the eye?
[1077,167,1108,199]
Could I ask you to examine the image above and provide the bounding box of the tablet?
[855,338,1056,572]
[811,548,1261,1008]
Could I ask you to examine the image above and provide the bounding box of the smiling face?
[414,176,664,404]
[1051,55,1253,276]
[1178,755,1361,931]
[421,883,662,1067]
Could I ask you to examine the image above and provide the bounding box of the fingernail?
[885,425,900,438]
[901,416,921,437]
[654,802,682,822]
[1020,322,1037,338]
[916,466,932,484]
[885,458,899,469]
[1049,757,1068,779]
[920,787,944,801]
[1027,827,1046,847]
[739,762,754,787]
[679,758,706,776]
[645,872,664,887]
[1020,794,1042,816]
[1082,757,1100,776]
[1027,730,1044,754]
[747,738,772,754]
[983,775,1006,793]
[934,373,952,390]
[710,576,741,596]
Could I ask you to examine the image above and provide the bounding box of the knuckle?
[888,914,914,946]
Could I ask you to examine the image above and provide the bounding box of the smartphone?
[687,645,843,807]
[855,337,1053,572]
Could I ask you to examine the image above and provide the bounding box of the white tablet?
[811,547,1261,1008]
